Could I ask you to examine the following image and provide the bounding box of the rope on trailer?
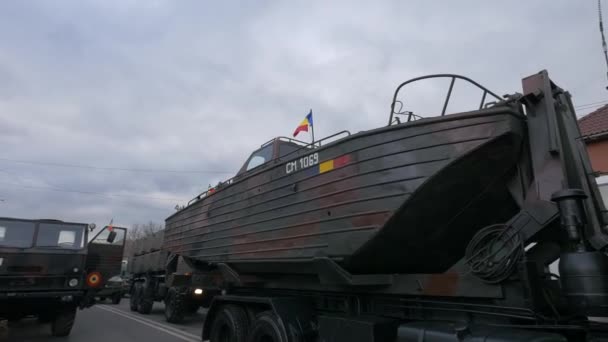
[464,223,525,284]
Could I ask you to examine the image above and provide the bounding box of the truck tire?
[247,311,285,342]
[164,287,185,323]
[130,283,141,311]
[138,286,154,315]
[50,307,77,337]
[210,304,249,342]
[138,278,154,314]
[112,293,122,305]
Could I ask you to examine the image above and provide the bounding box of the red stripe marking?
[333,154,351,168]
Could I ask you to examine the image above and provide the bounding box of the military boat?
[164,75,526,275]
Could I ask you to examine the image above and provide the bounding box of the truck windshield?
[36,223,86,249]
[0,220,36,248]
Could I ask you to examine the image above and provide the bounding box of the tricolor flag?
[293,110,313,138]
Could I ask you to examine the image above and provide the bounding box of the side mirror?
[107,230,117,243]
[88,223,96,232]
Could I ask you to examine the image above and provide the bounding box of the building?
[578,105,608,205]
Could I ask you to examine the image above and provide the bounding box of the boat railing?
[260,136,309,149]
[277,130,352,161]
[185,130,352,207]
[388,74,504,126]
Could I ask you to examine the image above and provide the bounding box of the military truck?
[0,218,126,336]
[127,230,216,323]
[162,70,608,342]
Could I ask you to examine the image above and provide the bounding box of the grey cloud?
[0,0,605,228]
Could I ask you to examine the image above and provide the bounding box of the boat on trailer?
[164,75,526,276]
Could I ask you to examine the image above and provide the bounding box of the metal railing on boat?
[388,74,504,126]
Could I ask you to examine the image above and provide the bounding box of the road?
[4,300,206,342]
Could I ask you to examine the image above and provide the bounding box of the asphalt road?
[4,300,207,342]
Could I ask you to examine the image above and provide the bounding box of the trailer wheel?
[164,287,186,323]
[247,311,285,342]
[130,283,141,311]
[50,307,77,337]
[210,304,249,342]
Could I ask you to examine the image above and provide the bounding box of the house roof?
[578,104,608,140]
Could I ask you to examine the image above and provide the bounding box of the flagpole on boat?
[310,109,315,146]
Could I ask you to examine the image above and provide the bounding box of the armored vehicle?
[0,218,126,336]
[127,230,216,323]
[161,70,608,342]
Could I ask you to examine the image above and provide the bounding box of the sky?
[0,1,606,229]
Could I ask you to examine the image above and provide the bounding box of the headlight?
[68,278,79,287]
[194,288,203,295]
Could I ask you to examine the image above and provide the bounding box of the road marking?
[96,305,200,342]
[98,304,203,340]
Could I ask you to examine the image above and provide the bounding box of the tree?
[124,221,164,257]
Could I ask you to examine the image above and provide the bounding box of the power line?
[0,181,185,202]
[0,157,233,174]
[599,0,608,89]
[576,104,608,113]
[575,99,608,109]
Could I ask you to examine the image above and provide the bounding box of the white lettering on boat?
[286,153,319,174]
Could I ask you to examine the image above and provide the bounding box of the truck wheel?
[247,311,285,342]
[210,305,249,342]
[138,292,154,314]
[112,293,122,305]
[50,307,77,337]
[164,287,185,323]
[138,298,153,314]
[138,280,154,314]
[130,283,141,311]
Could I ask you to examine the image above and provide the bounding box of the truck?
[127,230,216,323]
[161,70,608,341]
[0,218,126,336]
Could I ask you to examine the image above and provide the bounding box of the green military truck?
[0,217,126,336]
[127,230,216,323]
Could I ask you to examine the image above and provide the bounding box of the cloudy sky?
[0,1,606,228]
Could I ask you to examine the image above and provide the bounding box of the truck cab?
[0,217,126,336]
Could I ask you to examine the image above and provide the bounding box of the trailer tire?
[164,287,186,323]
[210,304,249,342]
[50,307,77,337]
[247,311,285,342]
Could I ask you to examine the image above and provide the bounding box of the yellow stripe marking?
[319,160,334,173]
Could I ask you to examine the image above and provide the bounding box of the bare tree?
[124,221,164,257]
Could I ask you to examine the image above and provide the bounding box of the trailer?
[161,70,608,342]
[126,230,217,323]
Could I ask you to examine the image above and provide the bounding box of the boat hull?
[164,107,525,275]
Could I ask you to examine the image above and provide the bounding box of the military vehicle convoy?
[156,70,608,342]
[127,230,216,323]
[0,218,126,336]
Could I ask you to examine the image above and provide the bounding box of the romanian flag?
[293,110,313,137]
